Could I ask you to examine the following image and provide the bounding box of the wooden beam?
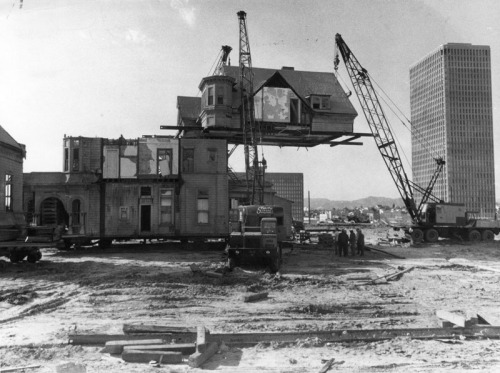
[363,266,414,285]
[188,341,219,368]
[365,245,406,259]
[68,333,196,345]
[240,292,269,302]
[121,350,183,364]
[436,310,466,327]
[103,339,165,354]
[196,325,207,353]
[0,366,41,373]
[123,343,196,354]
[123,323,197,335]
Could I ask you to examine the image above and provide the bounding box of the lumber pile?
[90,323,218,368]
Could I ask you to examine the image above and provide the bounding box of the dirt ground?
[1,227,500,372]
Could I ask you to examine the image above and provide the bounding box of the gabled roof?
[0,125,25,156]
[177,96,201,127]
[222,66,356,115]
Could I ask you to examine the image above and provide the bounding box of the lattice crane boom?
[237,10,263,205]
[334,33,444,222]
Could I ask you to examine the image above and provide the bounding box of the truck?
[226,205,285,272]
[334,34,500,243]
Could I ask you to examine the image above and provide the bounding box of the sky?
[0,0,498,201]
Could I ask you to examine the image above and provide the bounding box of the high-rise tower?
[410,43,496,218]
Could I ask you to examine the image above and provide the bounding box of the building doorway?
[40,197,69,227]
[140,205,151,232]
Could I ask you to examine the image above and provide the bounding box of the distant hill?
[308,196,404,210]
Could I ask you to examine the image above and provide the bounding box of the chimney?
[281,66,295,70]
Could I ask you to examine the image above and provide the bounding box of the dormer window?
[310,95,331,110]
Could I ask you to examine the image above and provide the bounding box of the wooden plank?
[0,366,41,373]
[123,323,196,334]
[188,341,219,368]
[123,343,196,354]
[477,311,500,326]
[436,310,466,327]
[69,333,196,345]
[102,339,165,354]
[121,350,183,364]
[206,326,500,345]
[240,292,269,302]
[364,267,414,285]
[318,358,335,373]
[196,325,207,353]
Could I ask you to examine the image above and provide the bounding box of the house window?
[197,190,209,224]
[290,98,299,124]
[140,186,152,196]
[72,147,80,171]
[310,96,330,110]
[64,148,69,171]
[182,148,194,173]
[208,148,217,163]
[207,86,214,105]
[72,199,81,225]
[5,174,12,212]
[160,188,173,225]
[120,206,129,220]
[217,86,224,104]
[158,149,172,176]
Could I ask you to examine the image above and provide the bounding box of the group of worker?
[333,228,364,257]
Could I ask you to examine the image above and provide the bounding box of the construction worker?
[349,230,357,256]
[356,228,365,256]
[332,229,339,257]
[338,229,349,257]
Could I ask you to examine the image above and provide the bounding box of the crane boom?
[334,33,443,223]
[238,10,263,204]
[213,45,232,76]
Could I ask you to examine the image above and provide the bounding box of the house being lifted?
[22,64,362,247]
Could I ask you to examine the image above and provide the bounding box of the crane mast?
[237,10,263,205]
[334,33,444,223]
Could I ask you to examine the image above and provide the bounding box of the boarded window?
[197,190,209,224]
[4,174,12,211]
[158,149,172,176]
[182,148,194,173]
[160,188,173,224]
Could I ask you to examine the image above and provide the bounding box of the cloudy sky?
[0,0,498,201]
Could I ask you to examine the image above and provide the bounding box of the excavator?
[334,33,499,242]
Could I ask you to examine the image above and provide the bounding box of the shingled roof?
[177,96,201,127]
[0,125,25,156]
[222,66,356,115]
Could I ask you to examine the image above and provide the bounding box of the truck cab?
[227,205,284,272]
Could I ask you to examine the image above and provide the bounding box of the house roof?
[222,66,356,115]
[177,96,201,127]
[0,125,25,156]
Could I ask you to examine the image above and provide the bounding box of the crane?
[333,33,445,224]
[212,45,232,76]
[237,10,265,205]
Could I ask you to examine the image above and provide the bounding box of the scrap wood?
[123,323,197,334]
[363,266,414,284]
[240,291,269,302]
[188,341,219,368]
[0,366,41,373]
[436,310,466,328]
[123,343,196,354]
[477,311,500,326]
[102,338,165,354]
[121,349,183,364]
[69,332,196,345]
[318,358,335,373]
[365,245,406,259]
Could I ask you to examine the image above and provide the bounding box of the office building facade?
[410,43,495,217]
